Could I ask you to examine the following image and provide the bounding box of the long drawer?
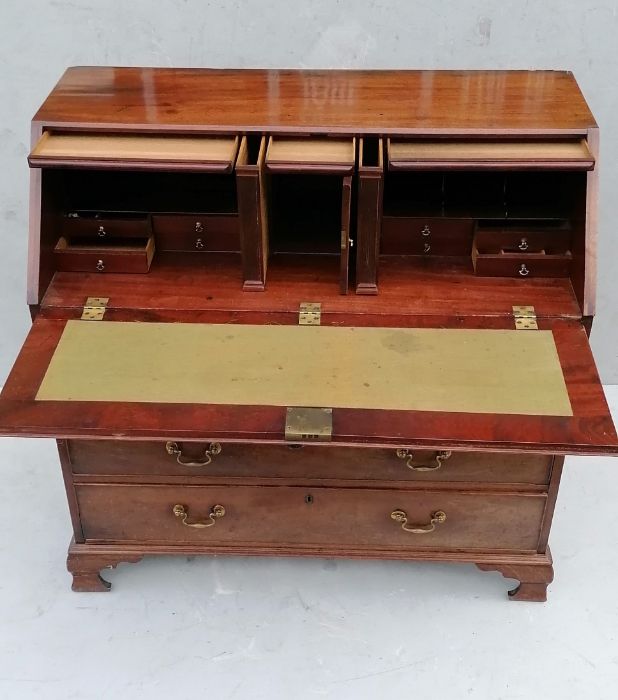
[67,440,552,485]
[76,484,546,551]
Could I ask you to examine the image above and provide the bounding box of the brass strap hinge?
[299,302,321,326]
[81,297,109,321]
[513,305,538,330]
[285,407,333,441]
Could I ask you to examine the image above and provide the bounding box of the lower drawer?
[152,214,240,252]
[76,484,546,551]
[67,440,553,485]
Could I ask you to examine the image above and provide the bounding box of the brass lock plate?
[285,407,333,441]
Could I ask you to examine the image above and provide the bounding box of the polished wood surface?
[39,254,583,319]
[35,68,596,134]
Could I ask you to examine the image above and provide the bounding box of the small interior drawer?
[387,138,594,171]
[62,212,150,240]
[472,223,572,277]
[29,131,240,172]
[152,214,240,252]
[474,221,571,253]
[54,235,155,273]
[381,217,473,256]
[265,136,356,174]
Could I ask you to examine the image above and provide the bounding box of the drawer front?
[474,228,571,253]
[68,440,552,485]
[54,236,154,273]
[152,214,240,252]
[63,214,149,240]
[76,484,546,551]
[381,217,473,256]
[473,254,571,278]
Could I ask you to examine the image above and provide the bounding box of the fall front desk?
[0,67,615,601]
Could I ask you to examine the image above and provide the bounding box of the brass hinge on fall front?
[299,302,321,326]
[512,305,538,330]
[81,297,109,321]
[285,407,333,441]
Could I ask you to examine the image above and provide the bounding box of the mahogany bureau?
[1,68,616,601]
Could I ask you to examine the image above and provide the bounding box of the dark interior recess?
[269,174,342,255]
[362,138,380,167]
[383,170,584,219]
[245,135,263,165]
[55,169,238,215]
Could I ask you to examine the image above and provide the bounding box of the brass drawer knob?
[173,504,226,528]
[98,226,107,238]
[165,441,222,467]
[96,259,105,272]
[396,449,452,471]
[518,237,529,251]
[391,509,447,534]
[195,237,205,249]
[421,224,431,237]
[423,242,431,254]
[519,263,530,277]
[195,221,204,234]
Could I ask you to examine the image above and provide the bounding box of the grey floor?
[1,389,617,699]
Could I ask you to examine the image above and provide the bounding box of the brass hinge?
[285,407,333,441]
[299,302,321,326]
[513,305,538,330]
[81,297,109,321]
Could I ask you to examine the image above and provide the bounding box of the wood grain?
[35,68,597,134]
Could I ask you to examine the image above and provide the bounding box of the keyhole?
[304,494,314,504]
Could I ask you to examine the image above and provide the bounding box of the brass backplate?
[81,297,109,321]
[285,407,333,441]
[299,302,321,325]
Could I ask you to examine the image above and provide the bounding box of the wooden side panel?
[340,175,352,294]
[356,138,383,294]
[236,136,268,291]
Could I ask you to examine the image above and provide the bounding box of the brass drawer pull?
[195,237,205,249]
[421,224,431,236]
[396,449,452,471]
[391,509,447,534]
[518,237,529,251]
[165,441,222,467]
[98,226,107,238]
[96,259,105,272]
[519,263,530,276]
[195,221,204,233]
[173,504,226,528]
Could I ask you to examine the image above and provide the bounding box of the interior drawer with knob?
[53,235,155,273]
[381,217,473,256]
[75,483,546,551]
[152,214,240,252]
[472,222,572,278]
[66,439,553,486]
[61,212,150,240]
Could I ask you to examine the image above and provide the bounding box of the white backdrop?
[1,0,617,381]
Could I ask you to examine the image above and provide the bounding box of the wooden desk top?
[34,67,596,135]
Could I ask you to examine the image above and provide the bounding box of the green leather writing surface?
[36,321,573,416]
